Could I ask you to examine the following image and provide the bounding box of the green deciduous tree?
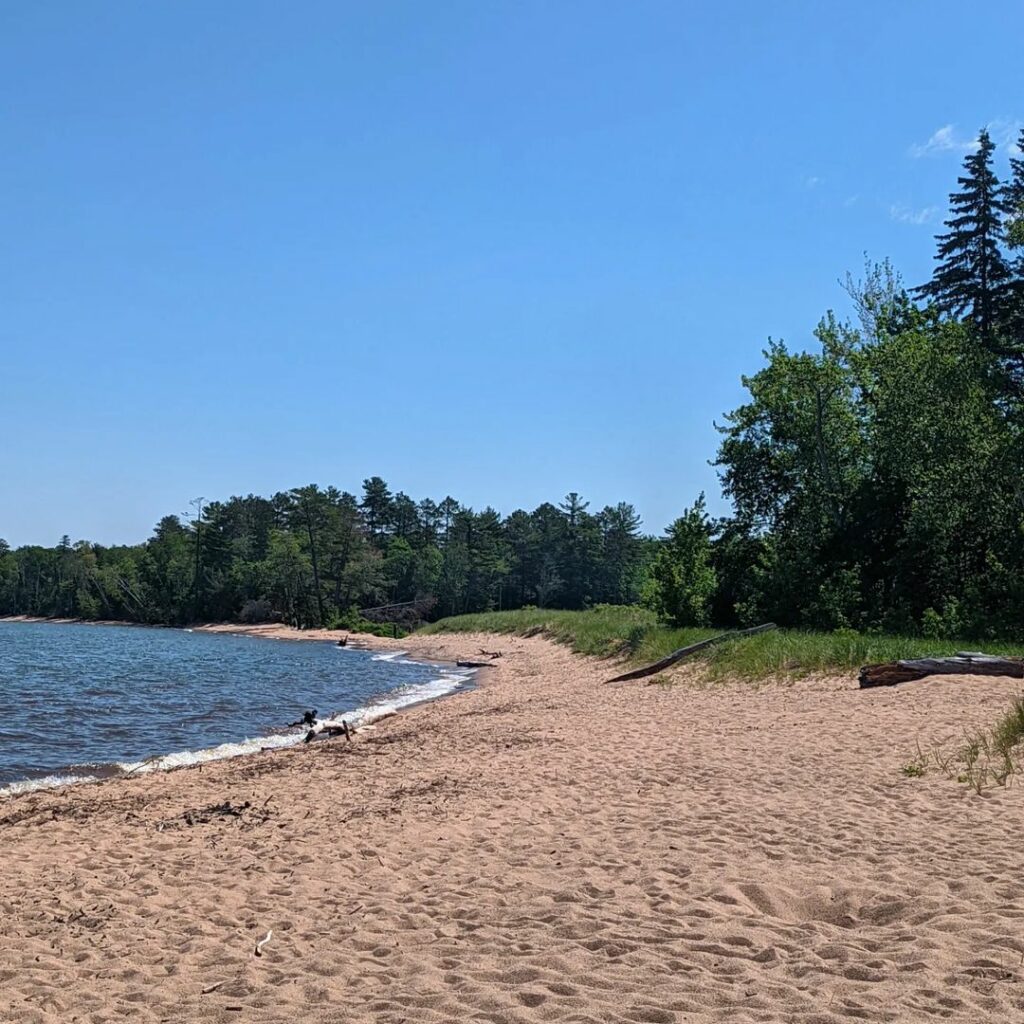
[645,495,717,627]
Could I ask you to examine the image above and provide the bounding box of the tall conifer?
[1004,129,1024,342]
[914,128,1012,345]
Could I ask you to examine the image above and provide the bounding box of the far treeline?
[3,128,1024,639]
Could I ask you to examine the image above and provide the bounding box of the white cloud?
[890,203,938,225]
[804,175,822,189]
[990,118,1023,154]
[910,119,1022,158]
[909,124,979,158]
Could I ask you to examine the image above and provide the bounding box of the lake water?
[0,621,471,795]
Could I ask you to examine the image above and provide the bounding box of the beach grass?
[419,606,1024,680]
[947,693,1024,791]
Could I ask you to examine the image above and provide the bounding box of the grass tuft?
[906,693,1024,792]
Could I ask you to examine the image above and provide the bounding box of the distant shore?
[2,630,1024,1021]
[0,615,369,645]
[0,614,153,628]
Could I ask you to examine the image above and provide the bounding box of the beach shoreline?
[0,618,482,799]
[2,633,1023,1022]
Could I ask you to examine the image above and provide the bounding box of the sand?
[2,629,1023,1023]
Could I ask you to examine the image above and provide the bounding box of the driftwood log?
[859,653,1024,688]
[605,623,777,684]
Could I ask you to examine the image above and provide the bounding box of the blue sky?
[1,1,1021,546]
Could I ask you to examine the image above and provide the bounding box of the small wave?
[0,772,102,797]
[118,669,474,771]
[117,731,299,776]
[1,665,476,798]
[370,651,406,662]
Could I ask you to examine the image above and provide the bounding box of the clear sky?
[1,1,1021,546]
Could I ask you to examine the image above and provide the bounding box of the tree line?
[0,485,653,627]
[3,127,1024,637]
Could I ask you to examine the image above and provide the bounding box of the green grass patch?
[419,607,1024,680]
[909,695,1024,793]
[939,693,1024,792]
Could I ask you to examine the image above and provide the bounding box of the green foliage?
[714,300,1024,635]
[0,486,647,629]
[645,495,717,627]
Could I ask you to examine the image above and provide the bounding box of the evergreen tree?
[1004,129,1024,344]
[914,128,1012,345]
[288,485,330,625]
[360,477,393,542]
[558,492,600,608]
[596,503,643,604]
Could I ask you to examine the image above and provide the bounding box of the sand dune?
[2,632,1023,1022]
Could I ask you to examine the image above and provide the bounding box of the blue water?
[0,621,470,793]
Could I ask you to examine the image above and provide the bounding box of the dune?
[1,631,1022,1023]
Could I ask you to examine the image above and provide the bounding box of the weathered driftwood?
[605,622,778,684]
[859,653,1024,688]
[457,660,493,668]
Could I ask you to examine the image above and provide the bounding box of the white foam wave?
[0,773,102,797]
[117,730,299,776]
[370,651,406,662]
[318,670,473,730]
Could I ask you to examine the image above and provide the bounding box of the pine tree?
[1004,129,1024,343]
[914,128,1012,345]
[360,477,393,542]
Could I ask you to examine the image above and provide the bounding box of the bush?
[645,495,717,627]
[326,605,408,638]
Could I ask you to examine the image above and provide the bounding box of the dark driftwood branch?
[859,653,1024,688]
[605,623,777,684]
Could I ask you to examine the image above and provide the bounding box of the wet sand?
[1,630,1023,1023]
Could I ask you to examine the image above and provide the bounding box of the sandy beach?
[2,629,1023,1023]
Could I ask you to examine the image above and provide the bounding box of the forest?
[3,128,1024,638]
